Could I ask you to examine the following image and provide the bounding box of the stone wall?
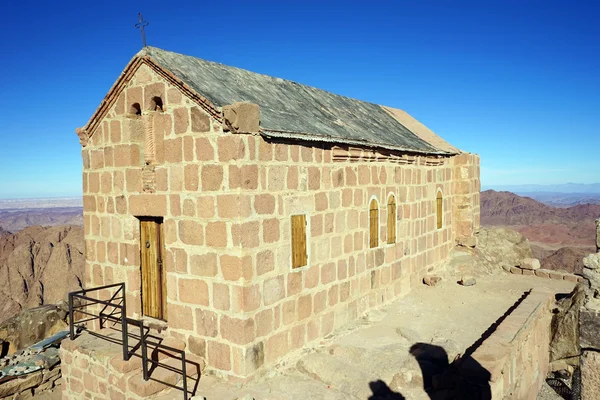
[452,152,480,242]
[76,62,481,382]
[466,288,554,399]
[0,348,61,400]
[59,330,192,400]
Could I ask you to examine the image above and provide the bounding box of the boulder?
[440,227,535,279]
[519,258,541,270]
[474,227,534,272]
[549,283,585,364]
[0,305,68,357]
[583,253,600,270]
[583,268,600,292]
[423,275,442,287]
[459,276,476,286]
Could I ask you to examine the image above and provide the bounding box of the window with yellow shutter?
[387,194,396,244]
[369,198,379,248]
[291,214,308,268]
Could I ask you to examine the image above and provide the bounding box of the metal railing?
[68,282,191,400]
[68,282,128,360]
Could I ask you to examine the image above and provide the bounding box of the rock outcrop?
[578,218,600,398]
[0,304,68,357]
[549,283,585,366]
[0,225,84,324]
[440,227,534,278]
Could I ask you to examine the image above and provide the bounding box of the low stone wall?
[59,329,198,400]
[0,350,62,400]
[503,264,582,283]
[464,287,554,399]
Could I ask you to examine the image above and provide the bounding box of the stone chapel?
[72,46,481,383]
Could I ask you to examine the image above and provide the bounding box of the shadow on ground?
[368,343,491,400]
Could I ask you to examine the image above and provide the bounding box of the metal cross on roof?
[135,13,149,48]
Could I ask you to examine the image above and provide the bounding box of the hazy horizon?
[2,182,600,201]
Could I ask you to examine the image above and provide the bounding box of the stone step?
[127,357,181,398]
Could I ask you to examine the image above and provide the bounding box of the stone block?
[127,364,177,397]
[564,274,579,283]
[222,102,260,134]
[220,316,255,345]
[179,278,209,306]
[263,275,285,305]
[510,266,522,275]
[548,270,564,280]
[191,107,211,133]
[205,221,227,247]
[535,269,550,279]
[128,194,167,216]
[207,341,231,371]
[201,165,223,191]
[522,269,534,276]
[212,282,231,311]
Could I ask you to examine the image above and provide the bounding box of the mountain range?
[480,190,599,274]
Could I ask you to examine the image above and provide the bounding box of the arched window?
[387,194,396,244]
[130,103,142,116]
[369,198,379,248]
[436,191,443,229]
[151,96,164,112]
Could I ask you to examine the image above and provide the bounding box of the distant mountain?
[481,190,600,228]
[0,207,83,232]
[480,190,599,274]
[0,225,84,324]
[484,183,600,194]
[519,192,600,208]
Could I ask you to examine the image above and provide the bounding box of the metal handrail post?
[121,287,129,361]
[182,352,188,400]
[140,324,149,381]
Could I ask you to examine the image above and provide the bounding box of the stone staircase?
[60,327,202,399]
[61,283,202,399]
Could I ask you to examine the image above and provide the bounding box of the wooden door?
[140,218,166,320]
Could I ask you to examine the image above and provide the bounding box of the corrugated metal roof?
[141,47,455,155]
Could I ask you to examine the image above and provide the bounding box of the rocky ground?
[154,274,574,400]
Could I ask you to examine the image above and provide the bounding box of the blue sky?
[0,0,598,198]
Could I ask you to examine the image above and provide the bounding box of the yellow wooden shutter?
[436,191,443,229]
[291,215,307,268]
[369,199,379,248]
[387,195,396,244]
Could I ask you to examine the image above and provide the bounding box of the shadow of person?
[409,343,491,400]
[368,379,406,400]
